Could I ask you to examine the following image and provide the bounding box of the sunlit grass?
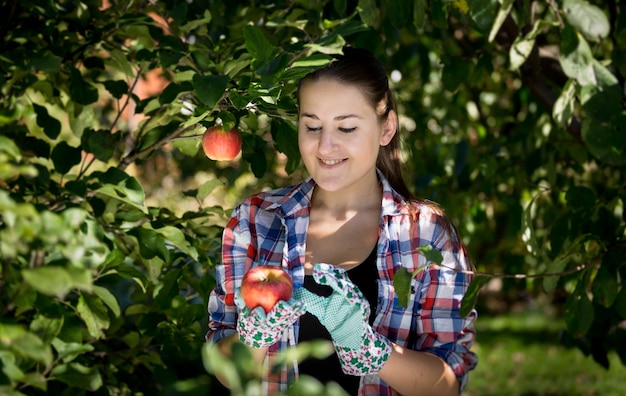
[464,311,624,396]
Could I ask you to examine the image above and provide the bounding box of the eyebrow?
[300,113,362,121]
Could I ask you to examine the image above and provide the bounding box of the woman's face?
[298,78,396,194]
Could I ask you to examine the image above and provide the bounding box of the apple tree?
[0,0,624,394]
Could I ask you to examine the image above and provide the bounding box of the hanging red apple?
[240,266,293,313]
[202,125,242,161]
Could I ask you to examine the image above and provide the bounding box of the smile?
[320,159,344,165]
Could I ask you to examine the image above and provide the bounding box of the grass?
[463,311,625,396]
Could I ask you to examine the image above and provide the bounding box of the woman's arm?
[381,206,477,395]
[378,343,459,396]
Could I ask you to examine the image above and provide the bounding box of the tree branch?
[495,14,583,143]
[118,124,198,170]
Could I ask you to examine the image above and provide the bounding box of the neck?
[311,173,382,217]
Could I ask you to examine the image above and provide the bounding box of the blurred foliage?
[0,0,624,393]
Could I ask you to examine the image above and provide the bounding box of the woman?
[207,46,478,395]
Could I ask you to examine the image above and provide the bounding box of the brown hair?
[297,46,414,201]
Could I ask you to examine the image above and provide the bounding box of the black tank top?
[298,246,379,394]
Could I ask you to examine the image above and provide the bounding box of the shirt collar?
[378,169,411,218]
[266,169,409,218]
[264,176,316,218]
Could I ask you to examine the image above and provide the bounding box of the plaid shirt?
[207,171,478,395]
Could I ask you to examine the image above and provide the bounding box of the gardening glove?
[234,289,305,348]
[293,263,392,376]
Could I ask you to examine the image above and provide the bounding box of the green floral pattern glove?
[234,289,304,348]
[294,263,392,376]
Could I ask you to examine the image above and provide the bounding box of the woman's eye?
[339,127,356,133]
[306,125,322,132]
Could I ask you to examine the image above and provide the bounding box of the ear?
[380,110,397,146]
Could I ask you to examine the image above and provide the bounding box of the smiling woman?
[206,46,478,396]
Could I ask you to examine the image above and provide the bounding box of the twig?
[118,123,198,170]
[546,0,565,29]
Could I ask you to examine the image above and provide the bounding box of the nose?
[317,129,337,155]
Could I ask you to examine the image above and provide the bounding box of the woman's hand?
[294,263,392,375]
[234,289,305,348]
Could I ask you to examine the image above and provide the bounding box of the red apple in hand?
[202,125,242,161]
[240,266,293,313]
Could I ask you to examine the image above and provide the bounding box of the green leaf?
[543,254,569,293]
[51,141,82,174]
[224,56,251,79]
[81,128,119,162]
[197,178,223,202]
[460,275,489,317]
[76,293,109,339]
[328,20,369,39]
[155,225,197,260]
[283,54,333,80]
[563,0,610,42]
[29,315,64,343]
[22,266,92,297]
[33,104,61,139]
[553,80,576,127]
[559,26,595,85]
[202,343,242,392]
[130,226,170,262]
[0,135,22,160]
[229,90,251,110]
[0,324,54,366]
[509,20,547,71]
[468,0,498,34]
[95,175,148,213]
[193,74,229,108]
[394,267,413,308]
[32,50,61,72]
[563,281,594,337]
[181,109,211,128]
[256,53,291,77]
[69,67,99,105]
[488,0,515,42]
[51,338,95,363]
[581,112,626,166]
[591,266,618,307]
[136,120,178,151]
[172,128,202,156]
[357,0,377,26]
[50,362,103,391]
[92,285,121,317]
[416,245,444,265]
[159,81,193,104]
[180,9,212,33]
[154,269,181,309]
[83,56,105,70]
[521,195,539,255]
[0,351,26,382]
[242,25,275,62]
[579,60,622,119]
[272,119,301,174]
[102,79,128,99]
